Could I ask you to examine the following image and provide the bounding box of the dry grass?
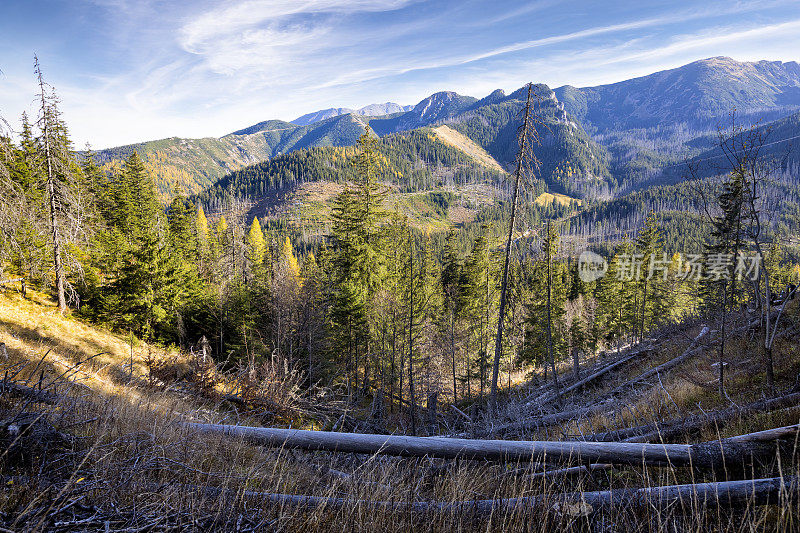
[534,192,582,208]
[2,291,800,531]
[0,289,169,395]
[431,126,505,172]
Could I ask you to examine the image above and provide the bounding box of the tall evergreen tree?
[635,212,663,340]
[329,127,389,391]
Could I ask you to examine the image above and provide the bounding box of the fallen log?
[182,476,798,515]
[530,345,652,406]
[184,421,800,469]
[185,422,692,466]
[586,392,800,443]
[723,423,800,444]
[689,423,800,472]
[491,330,709,439]
[605,327,710,399]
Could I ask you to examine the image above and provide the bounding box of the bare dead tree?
[687,113,790,394]
[490,83,542,413]
[34,57,67,313]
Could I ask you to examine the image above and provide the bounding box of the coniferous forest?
[2,50,800,532]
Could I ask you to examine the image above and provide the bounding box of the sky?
[1,0,799,149]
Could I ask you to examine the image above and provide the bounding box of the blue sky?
[1,0,799,149]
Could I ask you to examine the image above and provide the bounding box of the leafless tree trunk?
[35,57,66,313]
[490,82,539,413]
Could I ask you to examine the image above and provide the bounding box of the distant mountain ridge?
[555,57,800,132]
[291,102,414,126]
[92,56,800,200]
[93,84,607,197]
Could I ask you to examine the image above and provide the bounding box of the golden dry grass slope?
[534,191,582,207]
[431,125,506,172]
[0,288,165,396]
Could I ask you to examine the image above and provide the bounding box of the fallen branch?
[181,476,798,515]
[0,380,61,405]
[587,392,800,443]
[528,463,613,480]
[530,344,652,406]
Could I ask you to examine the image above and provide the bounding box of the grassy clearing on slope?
[255,181,502,235]
[0,288,162,394]
[432,125,506,172]
[534,191,582,208]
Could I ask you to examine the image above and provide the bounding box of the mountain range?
[93,56,800,223]
[290,102,414,126]
[556,57,800,134]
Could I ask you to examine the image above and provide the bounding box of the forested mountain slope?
[92,113,371,197]
[556,57,800,133]
[555,57,800,194]
[92,85,608,199]
[193,127,528,230]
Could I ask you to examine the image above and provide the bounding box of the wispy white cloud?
[181,0,416,49]
[455,1,796,65]
[292,1,800,91]
[465,19,800,92]
[5,0,799,148]
[179,0,420,76]
[600,19,800,66]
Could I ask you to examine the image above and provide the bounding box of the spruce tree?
[329,127,389,391]
[167,195,196,263]
[635,212,663,340]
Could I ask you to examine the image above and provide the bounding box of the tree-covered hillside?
[195,127,521,214]
[92,114,373,197]
[92,86,609,200]
[555,57,800,195]
[443,86,611,197]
